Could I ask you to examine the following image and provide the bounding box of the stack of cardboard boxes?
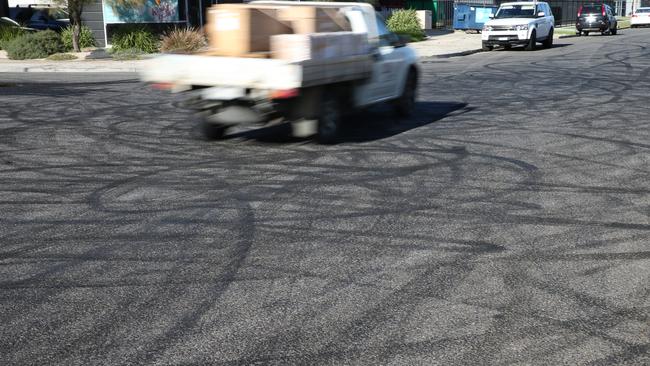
[206,4,368,62]
[270,32,369,63]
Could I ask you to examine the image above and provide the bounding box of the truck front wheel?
[395,69,417,117]
[317,91,342,144]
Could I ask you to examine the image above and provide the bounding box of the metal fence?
[379,0,629,29]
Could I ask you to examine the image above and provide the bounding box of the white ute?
[140,1,419,143]
[481,1,555,51]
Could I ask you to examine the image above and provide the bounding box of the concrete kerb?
[0,61,143,73]
[432,49,484,58]
[2,27,602,73]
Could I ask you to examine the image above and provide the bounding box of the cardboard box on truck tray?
[279,6,351,34]
[271,32,369,63]
[207,4,292,56]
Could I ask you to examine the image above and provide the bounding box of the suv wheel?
[525,30,536,51]
[543,28,553,48]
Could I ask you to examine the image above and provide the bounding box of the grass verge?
[47,53,78,61]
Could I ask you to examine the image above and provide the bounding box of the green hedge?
[0,24,25,50]
[111,25,159,53]
[61,25,97,51]
[3,30,65,60]
[387,9,426,42]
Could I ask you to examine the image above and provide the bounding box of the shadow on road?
[495,43,571,52]
[230,101,471,144]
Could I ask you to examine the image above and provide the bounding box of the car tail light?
[151,82,173,90]
[577,5,583,16]
[270,89,299,99]
[632,13,638,17]
[602,5,606,16]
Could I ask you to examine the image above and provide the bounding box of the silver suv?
[482,1,555,51]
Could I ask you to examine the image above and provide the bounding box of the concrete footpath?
[411,30,483,58]
[0,31,483,73]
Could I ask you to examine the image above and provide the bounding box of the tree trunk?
[70,3,84,52]
[72,22,81,52]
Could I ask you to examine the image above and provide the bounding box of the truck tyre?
[316,91,341,144]
[395,69,417,117]
[611,24,617,35]
[202,120,227,140]
[543,28,553,48]
[482,42,493,51]
[525,30,536,51]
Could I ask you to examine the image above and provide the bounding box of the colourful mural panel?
[103,0,179,23]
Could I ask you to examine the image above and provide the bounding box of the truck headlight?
[515,24,529,31]
[483,25,493,32]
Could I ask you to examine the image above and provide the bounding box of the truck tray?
[140,54,373,91]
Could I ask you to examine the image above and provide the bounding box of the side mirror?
[489,13,495,19]
[537,11,545,17]
[391,34,410,48]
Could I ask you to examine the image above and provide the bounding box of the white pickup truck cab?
[141,1,419,143]
[481,1,555,51]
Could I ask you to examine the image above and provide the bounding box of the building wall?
[81,0,106,47]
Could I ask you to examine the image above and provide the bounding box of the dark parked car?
[0,16,36,33]
[13,7,69,31]
[576,3,618,36]
[27,8,69,31]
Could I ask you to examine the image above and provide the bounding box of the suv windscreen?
[496,5,536,19]
[581,5,604,14]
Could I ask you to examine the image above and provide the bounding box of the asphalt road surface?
[1,30,649,365]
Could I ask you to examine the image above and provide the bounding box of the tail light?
[602,5,606,16]
[632,13,638,17]
[270,89,299,99]
[577,5,582,17]
[151,82,173,90]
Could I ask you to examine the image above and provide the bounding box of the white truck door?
[351,13,404,106]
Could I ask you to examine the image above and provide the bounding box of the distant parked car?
[630,7,650,28]
[576,3,617,36]
[0,16,36,33]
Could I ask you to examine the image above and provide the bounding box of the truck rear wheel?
[316,91,341,144]
[201,120,228,140]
